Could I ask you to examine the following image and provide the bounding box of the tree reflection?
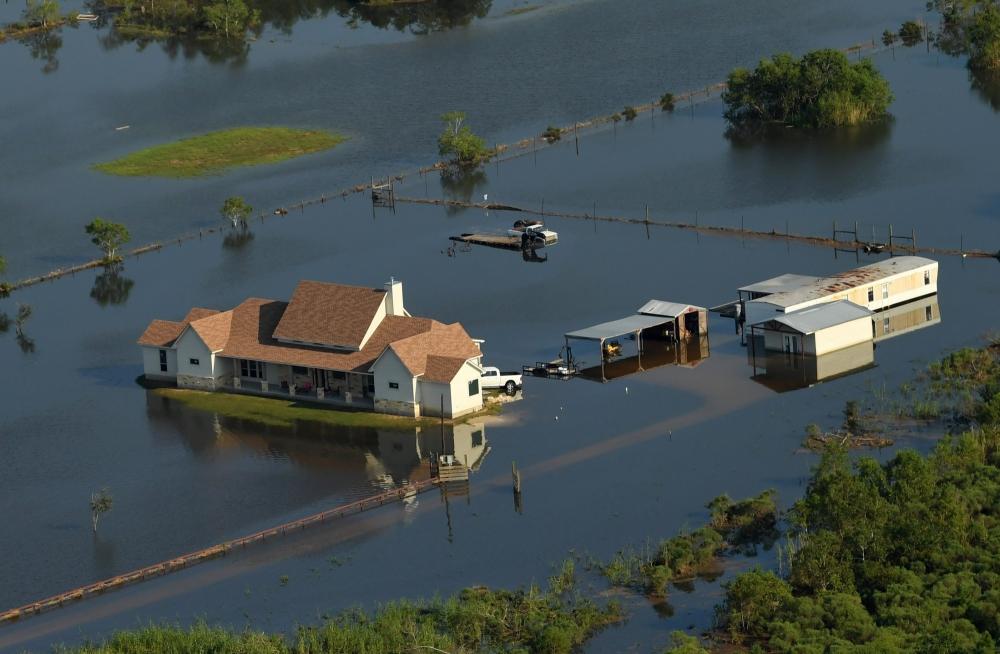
[90,263,135,307]
[222,225,256,249]
[971,68,1000,112]
[440,167,487,215]
[18,28,62,73]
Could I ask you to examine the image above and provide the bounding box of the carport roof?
[762,300,871,335]
[565,314,672,341]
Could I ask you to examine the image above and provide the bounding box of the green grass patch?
[94,127,346,178]
[152,388,435,430]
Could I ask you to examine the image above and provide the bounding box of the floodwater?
[2,4,1000,654]
[1,0,924,276]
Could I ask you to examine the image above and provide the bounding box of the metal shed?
[750,300,872,356]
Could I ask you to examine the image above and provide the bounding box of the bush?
[899,20,924,45]
[438,111,489,168]
[882,29,898,46]
[542,125,562,142]
[969,5,1000,71]
[722,49,892,129]
[622,105,638,121]
[660,92,676,111]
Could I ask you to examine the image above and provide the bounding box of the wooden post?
[512,461,521,493]
[833,219,837,241]
[854,221,859,244]
[888,223,893,249]
[911,228,917,253]
[574,123,579,157]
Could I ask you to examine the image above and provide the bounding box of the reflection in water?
[576,337,711,383]
[90,264,135,307]
[726,116,893,149]
[971,68,1000,112]
[145,390,490,492]
[18,29,62,73]
[440,168,488,215]
[749,295,941,392]
[324,0,491,34]
[98,26,250,66]
[223,226,256,250]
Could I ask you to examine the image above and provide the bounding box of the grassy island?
[95,127,345,178]
[722,49,893,130]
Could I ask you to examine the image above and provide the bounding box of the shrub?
[438,111,489,168]
[660,92,676,111]
[899,20,924,45]
[969,5,1000,71]
[882,29,898,46]
[542,125,562,142]
[622,105,638,121]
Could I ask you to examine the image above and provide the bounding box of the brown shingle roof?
[272,280,386,350]
[385,323,482,383]
[137,320,186,347]
[189,311,233,351]
[424,355,471,384]
[137,307,220,347]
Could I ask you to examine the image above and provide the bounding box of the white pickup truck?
[481,366,523,394]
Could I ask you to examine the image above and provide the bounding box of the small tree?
[659,92,676,112]
[90,488,113,533]
[85,218,131,263]
[622,105,638,121]
[882,29,898,46]
[221,196,253,229]
[23,0,60,28]
[899,20,924,46]
[542,126,562,142]
[437,111,488,168]
[203,0,259,39]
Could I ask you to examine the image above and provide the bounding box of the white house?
[750,300,873,355]
[138,279,485,419]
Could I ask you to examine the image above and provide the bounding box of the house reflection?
[576,336,710,383]
[749,295,940,392]
[144,390,489,492]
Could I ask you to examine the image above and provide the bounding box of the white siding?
[811,317,873,356]
[447,361,484,418]
[372,350,417,403]
[174,329,214,381]
[141,346,177,380]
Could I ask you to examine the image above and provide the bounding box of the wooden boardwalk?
[0,479,438,626]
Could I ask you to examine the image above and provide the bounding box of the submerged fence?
[0,479,438,626]
[395,196,995,260]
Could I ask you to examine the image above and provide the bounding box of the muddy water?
[0,0,924,275]
[2,20,1000,654]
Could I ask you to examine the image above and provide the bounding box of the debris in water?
[115,125,130,131]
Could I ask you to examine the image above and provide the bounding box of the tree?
[898,20,924,46]
[882,29,898,46]
[23,0,60,28]
[85,218,130,263]
[0,256,9,299]
[220,196,253,229]
[968,5,1000,71]
[90,488,113,533]
[437,111,488,168]
[202,0,259,39]
[660,92,676,112]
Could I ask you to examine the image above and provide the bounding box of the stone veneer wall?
[375,398,419,417]
[177,374,217,391]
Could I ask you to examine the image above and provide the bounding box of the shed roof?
[637,300,704,318]
[565,314,672,341]
[760,300,871,334]
[738,274,821,295]
[754,257,936,310]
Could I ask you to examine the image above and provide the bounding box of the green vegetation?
[85,218,131,264]
[23,0,60,28]
[622,105,638,121]
[722,49,893,129]
[898,20,924,46]
[660,92,676,112]
[602,490,777,596]
[89,488,113,533]
[95,127,345,178]
[438,111,489,168]
[221,195,253,228]
[881,29,897,46]
[0,255,9,299]
[152,388,440,429]
[62,570,621,654]
[715,345,1000,652]
[542,125,562,142]
[969,5,1000,71]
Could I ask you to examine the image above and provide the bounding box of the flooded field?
[2,3,1000,653]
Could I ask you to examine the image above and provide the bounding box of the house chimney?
[384,277,405,316]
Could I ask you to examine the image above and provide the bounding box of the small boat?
[76,13,98,21]
[507,219,558,245]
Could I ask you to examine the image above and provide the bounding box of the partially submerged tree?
[202,0,260,39]
[968,5,1000,71]
[0,255,9,299]
[898,20,924,46]
[723,49,893,130]
[437,111,489,168]
[85,218,131,264]
[90,488,113,534]
[220,196,253,229]
[23,0,60,28]
[882,29,898,46]
[660,92,676,112]
[622,105,638,121]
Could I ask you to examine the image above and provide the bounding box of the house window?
[924,270,931,285]
[468,379,479,396]
[240,359,266,379]
[882,283,889,300]
[471,430,483,447]
[367,379,375,393]
[159,349,168,372]
[189,358,200,366]
[883,318,890,334]
[389,382,399,390]
[926,306,933,321]
[867,287,874,302]
[292,366,308,375]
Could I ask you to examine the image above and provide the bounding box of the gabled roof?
[759,300,871,334]
[638,300,704,318]
[188,311,233,352]
[137,307,220,347]
[272,280,386,349]
[383,323,483,383]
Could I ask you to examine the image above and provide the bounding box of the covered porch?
[223,358,376,409]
